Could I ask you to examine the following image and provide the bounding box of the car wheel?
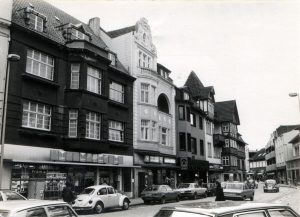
[94,202,104,214]
[160,197,166,204]
[122,199,130,210]
[242,195,247,201]
[250,195,254,201]
[176,195,180,202]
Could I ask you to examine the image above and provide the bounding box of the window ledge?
[22,73,59,88]
[108,100,129,109]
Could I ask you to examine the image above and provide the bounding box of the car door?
[243,184,250,198]
[160,186,168,200]
[165,185,176,199]
[107,187,119,208]
[97,187,110,208]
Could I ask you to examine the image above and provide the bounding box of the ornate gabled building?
[3,0,136,199]
[214,100,246,181]
[101,18,177,197]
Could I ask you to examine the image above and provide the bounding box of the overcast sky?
[48,0,300,150]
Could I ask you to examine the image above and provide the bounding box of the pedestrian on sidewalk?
[62,182,76,205]
[215,181,225,201]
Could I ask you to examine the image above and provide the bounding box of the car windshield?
[178,184,191,188]
[154,210,210,217]
[226,183,243,190]
[266,180,276,184]
[0,211,9,217]
[144,186,159,191]
[81,188,95,194]
[2,191,25,200]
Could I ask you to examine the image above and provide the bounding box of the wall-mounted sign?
[164,157,176,164]
[150,156,160,163]
[180,158,188,170]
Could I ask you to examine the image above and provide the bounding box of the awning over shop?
[10,159,141,168]
[140,163,180,169]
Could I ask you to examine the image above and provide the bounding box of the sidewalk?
[130,197,144,206]
[278,184,298,189]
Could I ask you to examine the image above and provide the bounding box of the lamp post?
[0,54,20,189]
[289,92,300,112]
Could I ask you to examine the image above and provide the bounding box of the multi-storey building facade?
[214,101,246,182]
[249,148,266,181]
[4,0,135,199]
[101,18,177,197]
[175,85,208,184]
[286,127,300,185]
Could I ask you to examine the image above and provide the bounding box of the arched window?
[157,94,169,114]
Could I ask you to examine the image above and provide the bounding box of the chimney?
[88,17,100,37]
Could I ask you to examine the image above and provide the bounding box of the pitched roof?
[12,0,107,49]
[214,100,240,125]
[107,25,136,38]
[249,148,266,162]
[275,125,300,137]
[184,71,205,96]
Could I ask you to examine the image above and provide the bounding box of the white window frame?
[141,120,150,140]
[109,120,124,142]
[140,83,149,103]
[68,110,78,137]
[85,111,101,140]
[70,63,80,89]
[71,28,87,40]
[22,101,51,131]
[225,139,230,147]
[26,49,54,80]
[109,81,124,103]
[161,127,169,146]
[222,156,229,166]
[87,66,102,94]
[28,13,44,32]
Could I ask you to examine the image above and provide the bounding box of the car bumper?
[224,195,243,200]
[264,188,278,192]
[72,206,93,211]
[142,196,162,201]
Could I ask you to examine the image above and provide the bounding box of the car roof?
[0,200,68,212]
[160,202,290,215]
[85,185,113,189]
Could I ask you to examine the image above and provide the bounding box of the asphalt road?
[80,183,300,217]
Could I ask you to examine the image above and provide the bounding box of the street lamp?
[0,54,20,189]
[289,92,300,112]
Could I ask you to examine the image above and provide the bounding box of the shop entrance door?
[28,181,45,199]
[138,172,145,197]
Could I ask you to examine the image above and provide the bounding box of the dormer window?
[71,28,87,40]
[24,7,47,32]
[58,23,91,41]
[108,53,116,66]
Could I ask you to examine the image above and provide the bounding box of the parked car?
[248,179,258,189]
[141,185,180,204]
[264,179,279,193]
[202,183,216,196]
[153,201,300,217]
[223,182,254,201]
[72,185,130,214]
[177,183,207,199]
[0,200,77,217]
[0,190,27,201]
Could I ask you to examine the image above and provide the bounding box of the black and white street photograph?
[0,0,300,216]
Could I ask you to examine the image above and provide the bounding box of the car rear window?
[268,209,298,217]
[47,206,76,217]
[144,186,159,191]
[3,191,25,200]
[154,210,210,217]
[226,183,243,190]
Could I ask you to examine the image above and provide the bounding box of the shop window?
[157,94,169,114]
[26,48,54,81]
[87,66,102,95]
[22,101,51,131]
[70,63,80,89]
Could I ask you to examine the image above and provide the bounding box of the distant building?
[249,148,266,181]
[286,127,300,185]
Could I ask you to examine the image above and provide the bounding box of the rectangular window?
[222,156,229,166]
[190,113,196,127]
[208,142,212,157]
[222,123,229,132]
[109,81,124,103]
[200,140,204,156]
[191,137,197,154]
[28,13,44,32]
[109,120,124,142]
[186,107,190,122]
[22,101,51,131]
[86,111,101,140]
[178,106,185,120]
[138,51,142,67]
[151,121,157,141]
[179,133,186,151]
[71,28,87,40]
[108,53,116,66]
[70,63,80,89]
[161,127,168,146]
[143,54,146,67]
[199,117,203,129]
[87,66,101,94]
[183,92,189,100]
[225,139,230,147]
[206,121,212,135]
[68,110,78,137]
[141,83,149,103]
[187,133,191,152]
[26,49,54,80]
[141,120,150,140]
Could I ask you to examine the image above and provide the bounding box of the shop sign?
[150,156,160,163]
[164,157,176,164]
[92,154,98,163]
[209,164,223,170]
[80,153,86,162]
[180,158,188,170]
[144,155,160,163]
[58,150,66,161]
[98,154,104,163]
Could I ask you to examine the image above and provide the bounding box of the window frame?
[140,83,150,103]
[28,13,44,32]
[87,66,102,95]
[108,120,124,142]
[178,106,185,120]
[70,63,80,89]
[68,109,78,138]
[179,132,186,151]
[141,120,150,141]
[85,111,101,140]
[109,81,125,103]
[190,113,196,127]
[222,156,230,166]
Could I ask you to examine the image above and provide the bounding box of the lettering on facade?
[180,158,188,170]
